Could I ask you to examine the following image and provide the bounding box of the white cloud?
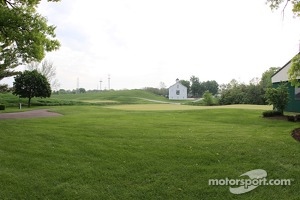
[3,0,300,90]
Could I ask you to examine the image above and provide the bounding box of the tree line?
[219,67,279,105]
[143,66,280,106]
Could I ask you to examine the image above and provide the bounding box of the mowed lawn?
[105,104,272,111]
[0,105,299,199]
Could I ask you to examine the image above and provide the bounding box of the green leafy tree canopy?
[179,80,191,95]
[267,0,300,86]
[202,90,214,106]
[260,67,280,89]
[0,0,60,81]
[289,54,300,86]
[13,70,51,107]
[267,0,300,16]
[265,83,289,114]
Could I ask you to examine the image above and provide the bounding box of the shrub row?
[287,115,300,122]
[262,110,282,117]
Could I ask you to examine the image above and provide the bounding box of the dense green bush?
[287,115,300,122]
[0,104,6,110]
[219,82,265,105]
[265,83,289,115]
[287,115,297,122]
[203,91,214,106]
[262,110,283,117]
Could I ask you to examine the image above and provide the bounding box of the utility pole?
[99,79,102,91]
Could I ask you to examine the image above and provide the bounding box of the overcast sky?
[4,0,300,90]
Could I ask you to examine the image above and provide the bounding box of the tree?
[190,76,201,97]
[179,80,191,95]
[0,0,60,81]
[189,76,219,97]
[203,90,214,106]
[245,83,265,105]
[78,88,86,93]
[159,82,166,89]
[267,0,300,86]
[265,83,289,115]
[219,79,265,105]
[0,84,11,92]
[289,54,300,87]
[219,82,245,105]
[260,67,280,89]
[27,60,60,90]
[159,81,168,96]
[267,0,300,16]
[190,76,206,97]
[13,70,51,107]
[202,80,219,95]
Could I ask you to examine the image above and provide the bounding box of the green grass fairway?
[106,104,272,111]
[0,106,299,199]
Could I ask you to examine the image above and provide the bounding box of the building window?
[176,90,180,95]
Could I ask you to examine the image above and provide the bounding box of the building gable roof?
[271,52,299,78]
[271,60,292,78]
[271,52,300,83]
[168,82,187,89]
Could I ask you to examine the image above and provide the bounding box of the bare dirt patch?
[0,109,62,119]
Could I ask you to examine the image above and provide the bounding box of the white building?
[168,79,187,100]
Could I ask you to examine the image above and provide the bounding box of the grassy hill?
[0,89,172,107]
[53,89,168,103]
